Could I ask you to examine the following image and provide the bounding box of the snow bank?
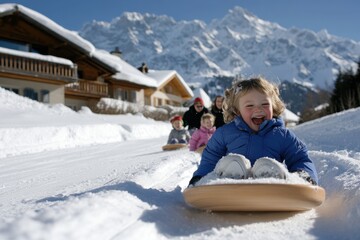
[293,107,360,152]
[0,124,129,158]
[0,88,171,158]
[0,191,154,240]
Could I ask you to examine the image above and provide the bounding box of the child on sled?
[188,77,318,186]
[167,115,191,144]
[189,113,216,151]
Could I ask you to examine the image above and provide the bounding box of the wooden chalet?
[0,4,157,111]
[142,68,193,107]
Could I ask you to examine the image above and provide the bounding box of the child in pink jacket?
[189,113,216,151]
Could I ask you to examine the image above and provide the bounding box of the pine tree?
[328,62,360,113]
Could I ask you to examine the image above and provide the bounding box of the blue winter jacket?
[193,116,318,184]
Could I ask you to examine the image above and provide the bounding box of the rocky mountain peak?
[79,6,360,92]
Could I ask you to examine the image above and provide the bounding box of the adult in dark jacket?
[183,97,209,134]
[210,95,225,129]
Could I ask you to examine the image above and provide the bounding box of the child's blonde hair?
[201,113,215,124]
[223,77,285,123]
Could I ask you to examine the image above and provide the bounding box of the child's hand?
[296,170,317,185]
[188,175,202,187]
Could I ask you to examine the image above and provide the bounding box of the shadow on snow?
[36,181,299,237]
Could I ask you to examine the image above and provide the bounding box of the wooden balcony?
[0,51,108,98]
[65,80,109,97]
[0,51,78,81]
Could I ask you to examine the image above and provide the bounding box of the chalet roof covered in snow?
[146,70,193,96]
[0,3,157,88]
[282,108,300,122]
[191,88,212,108]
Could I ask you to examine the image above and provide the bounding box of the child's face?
[237,89,273,132]
[172,120,183,130]
[201,118,213,129]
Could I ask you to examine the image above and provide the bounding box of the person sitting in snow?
[167,115,191,144]
[189,113,216,151]
[183,97,209,135]
[188,77,319,186]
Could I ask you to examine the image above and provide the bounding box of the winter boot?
[251,157,287,179]
[214,154,251,179]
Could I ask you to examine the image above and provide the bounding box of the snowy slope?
[0,88,359,240]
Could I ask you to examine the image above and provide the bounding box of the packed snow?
[0,87,359,240]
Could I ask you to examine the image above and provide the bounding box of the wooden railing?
[0,51,108,97]
[65,80,108,97]
[0,51,78,81]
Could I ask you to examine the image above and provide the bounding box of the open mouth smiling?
[252,116,265,125]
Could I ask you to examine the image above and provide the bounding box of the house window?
[4,87,19,94]
[114,88,121,100]
[40,89,50,103]
[31,44,48,54]
[145,96,151,105]
[0,39,48,54]
[123,90,129,100]
[131,91,136,102]
[77,69,84,79]
[23,88,38,101]
[165,85,173,94]
[114,88,136,102]
[0,39,29,52]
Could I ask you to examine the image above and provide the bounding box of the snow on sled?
[162,143,188,151]
[183,183,326,212]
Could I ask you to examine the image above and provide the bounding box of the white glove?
[252,157,288,179]
[214,153,251,179]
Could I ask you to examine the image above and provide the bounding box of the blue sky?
[4,0,360,41]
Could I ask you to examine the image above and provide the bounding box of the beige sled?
[183,183,326,212]
[195,145,206,154]
[162,143,188,151]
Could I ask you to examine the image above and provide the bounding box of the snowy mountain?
[79,6,360,93]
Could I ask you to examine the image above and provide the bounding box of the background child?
[167,115,190,144]
[189,77,318,186]
[189,113,216,151]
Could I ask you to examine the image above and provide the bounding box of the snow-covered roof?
[282,108,300,122]
[0,47,74,66]
[93,50,157,87]
[191,88,212,108]
[146,70,193,96]
[0,3,157,88]
[0,4,95,53]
